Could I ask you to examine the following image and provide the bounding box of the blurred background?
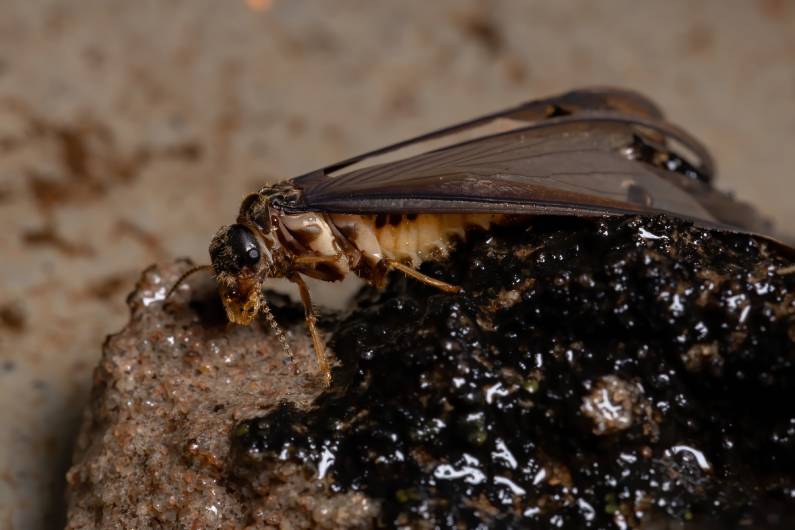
[0,0,792,527]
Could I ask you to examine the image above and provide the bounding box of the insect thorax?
[239,185,352,281]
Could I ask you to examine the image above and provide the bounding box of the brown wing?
[286,88,775,238]
[308,87,716,180]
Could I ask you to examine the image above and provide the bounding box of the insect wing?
[285,89,782,241]
[296,87,685,182]
[293,120,733,225]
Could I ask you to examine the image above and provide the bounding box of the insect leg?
[293,255,340,265]
[290,273,332,385]
[385,259,461,293]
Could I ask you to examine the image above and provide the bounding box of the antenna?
[166,264,214,299]
[260,300,299,374]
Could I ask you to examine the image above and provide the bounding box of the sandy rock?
[65,261,374,529]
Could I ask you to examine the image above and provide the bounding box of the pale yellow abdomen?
[331,213,503,268]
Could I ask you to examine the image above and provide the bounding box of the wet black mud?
[233,216,795,529]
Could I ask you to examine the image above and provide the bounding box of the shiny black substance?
[233,216,795,529]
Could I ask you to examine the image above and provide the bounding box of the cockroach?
[172,87,784,384]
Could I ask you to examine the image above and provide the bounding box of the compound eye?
[228,224,261,269]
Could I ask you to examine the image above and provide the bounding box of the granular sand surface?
[66,262,378,529]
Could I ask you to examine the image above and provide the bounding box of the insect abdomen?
[331,213,503,268]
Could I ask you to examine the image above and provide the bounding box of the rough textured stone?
[66,261,376,529]
[68,216,794,529]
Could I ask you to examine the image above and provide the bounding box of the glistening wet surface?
[233,216,795,529]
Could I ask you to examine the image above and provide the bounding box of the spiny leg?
[293,254,341,266]
[385,259,461,293]
[290,273,332,385]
